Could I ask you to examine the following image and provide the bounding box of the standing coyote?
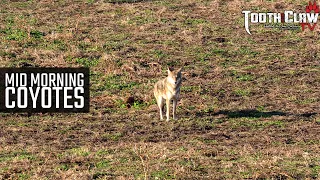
[154,67,183,121]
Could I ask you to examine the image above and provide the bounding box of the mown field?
[0,0,319,179]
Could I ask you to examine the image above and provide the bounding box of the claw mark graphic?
[306,1,319,13]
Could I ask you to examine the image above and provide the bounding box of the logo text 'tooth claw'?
[242,1,319,35]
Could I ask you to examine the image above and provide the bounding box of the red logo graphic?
[301,1,319,31]
[306,1,319,13]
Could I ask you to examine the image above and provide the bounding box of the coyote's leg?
[166,98,170,121]
[156,97,164,120]
[173,98,177,120]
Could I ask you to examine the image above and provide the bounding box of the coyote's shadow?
[196,109,316,119]
[213,110,286,118]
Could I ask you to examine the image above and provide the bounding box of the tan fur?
[154,67,183,121]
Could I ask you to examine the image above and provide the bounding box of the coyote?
[154,67,183,121]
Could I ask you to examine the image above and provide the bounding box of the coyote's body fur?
[154,67,182,121]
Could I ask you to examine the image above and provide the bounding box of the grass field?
[0,0,319,179]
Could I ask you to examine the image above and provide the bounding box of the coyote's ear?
[168,67,173,73]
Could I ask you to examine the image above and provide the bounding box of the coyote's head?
[167,67,183,86]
